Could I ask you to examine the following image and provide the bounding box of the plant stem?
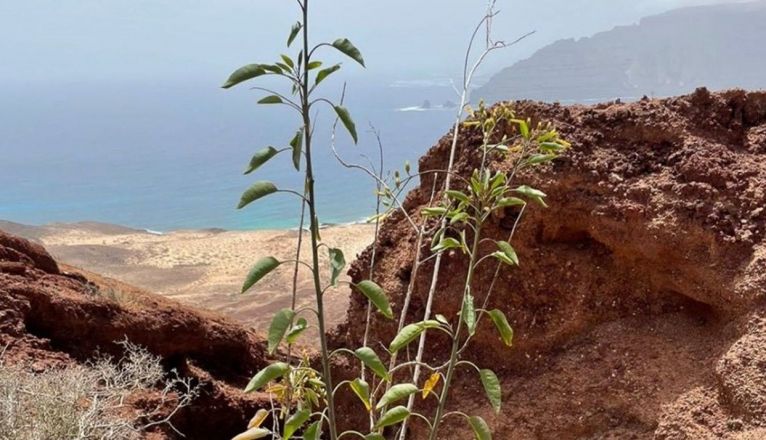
[428,221,483,440]
[301,1,338,438]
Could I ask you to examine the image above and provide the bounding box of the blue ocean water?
[0,78,457,231]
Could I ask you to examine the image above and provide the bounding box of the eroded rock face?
[341,89,766,438]
[0,230,269,439]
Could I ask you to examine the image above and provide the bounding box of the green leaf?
[389,320,441,354]
[431,237,462,253]
[315,64,340,86]
[462,294,477,336]
[283,408,310,439]
[469,415,492,440]
[349,378,371,411]
[496,197,526,208]
[287,21,302,47]
[303,421,321,440]
[540,141,567,153]
[286,318,308,344]
[376,383,418,410]
[306,61,323,70]
[258,95,283,105]
[375,406,410,429]
[496,241,519,266]
[511,118,530,139]
[222,64,267,89]
[280,54,294,69]
[267,308,295,354]
[244,362,289,393]
[356,280,393,319]
[435,314,450,326]
[364,435,385,440]
[238,181,278,209]
[232,427,271,440]
[354,347,389,381]
[261,64,283,74]
[242,256,281,293]
[488,309,514,347]
[290,129,303,171]
[513,185,547,207]
[244,147,279,175]
[421,207,447,217]
[526,153,556,165]
[329,248,346,287]
[446,190,470,204]
[331,38,365,67]
[480,369,502,414]
[333,105,358,144]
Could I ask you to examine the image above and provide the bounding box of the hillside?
[342,88,766,438]
[475,1,766,103]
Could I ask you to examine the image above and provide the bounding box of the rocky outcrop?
[0,230,270,439]
[343,89,766,438]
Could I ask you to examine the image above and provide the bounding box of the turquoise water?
[0,78,456,231]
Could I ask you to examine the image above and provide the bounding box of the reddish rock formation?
[342,88,766,439]
[0,230,270,439]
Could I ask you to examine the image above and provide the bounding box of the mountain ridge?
[476,1,766,103]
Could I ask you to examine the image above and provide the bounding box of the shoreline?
[0,219,376,336]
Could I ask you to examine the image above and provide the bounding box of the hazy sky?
[0,0,745,85]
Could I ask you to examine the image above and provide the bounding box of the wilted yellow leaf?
[422,372,441,399]
[247,409,269,429]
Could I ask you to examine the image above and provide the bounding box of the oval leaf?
[329,248,346,287]
[237,181,278,209]
[333,105,358,144]
[267,308,295,354]
[375,406,410,429]
[422,372,440,399]
[290,129,303,171]
[258,95,283,105]
[356,280,393,319]
[244,362,289,393]
[232,427,271,440]
[496,241,519,266]
[349,378,371,411]
[488,309,514,347]
[287,21,302,47]
[242,256,281,294]
[244,146,280,175]
[303,421,321,440]
[331,38,365,67]
[364,435,385,440]
[480,369,502,414]
[463,294,477,336]
[223,64,267,89]
[376,383,418,410]
[286,317,308,344]
[354,347,389,381]
[389,320,441,354]
[283,408,310,439]
[315,64,340,86]
[469,415,492,440]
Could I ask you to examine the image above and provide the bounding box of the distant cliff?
[476,1,766,103]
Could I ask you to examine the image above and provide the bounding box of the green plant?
[226,1,569,439]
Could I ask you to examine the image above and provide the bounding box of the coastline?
[0,219,375,335]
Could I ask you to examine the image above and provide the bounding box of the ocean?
[0,77,458,231]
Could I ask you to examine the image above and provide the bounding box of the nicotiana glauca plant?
[223,0,392,439]
[224,0,569,438]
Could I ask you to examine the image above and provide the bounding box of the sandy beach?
[0,220,375,335]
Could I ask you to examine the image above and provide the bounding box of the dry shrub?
[0,341,198,440]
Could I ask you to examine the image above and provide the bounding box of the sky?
[0,0,746,85]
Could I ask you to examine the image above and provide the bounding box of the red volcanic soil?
[341,88,766,439]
